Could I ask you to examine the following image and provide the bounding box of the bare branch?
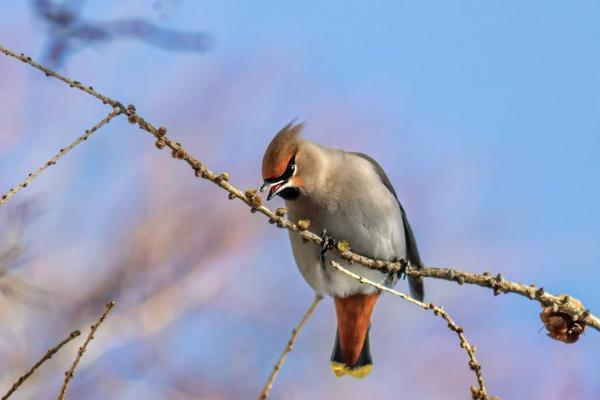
[0,44,118,106]
[1,41,595,333]
[0,110,122,207]
[127,113,600,334]
[410,266,599,334]
[330,261,497,400]
[259,294,322,400]
[58,301,115,400]
[2,330,81,400]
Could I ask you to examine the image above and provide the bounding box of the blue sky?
[1,1,599,399]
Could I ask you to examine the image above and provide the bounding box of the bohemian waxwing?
[260,122,425,378]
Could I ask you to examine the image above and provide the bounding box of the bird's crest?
[262,121,304,180]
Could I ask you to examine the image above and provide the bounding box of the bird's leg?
[320,228,336,268]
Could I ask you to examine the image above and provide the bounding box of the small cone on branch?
[539,302,585,344]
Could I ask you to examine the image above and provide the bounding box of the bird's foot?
[393,257,409,280]
[320,228,336,266]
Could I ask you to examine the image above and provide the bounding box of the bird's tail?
[408,275,424,302]
[402,211,425,302]
[330,330,373,378]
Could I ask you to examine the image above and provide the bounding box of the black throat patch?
[278,186,300,200]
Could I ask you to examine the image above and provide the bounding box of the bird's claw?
[393,257,409,280]
[320,228,336,266]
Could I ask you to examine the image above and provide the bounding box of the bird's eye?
[282,155,296,179]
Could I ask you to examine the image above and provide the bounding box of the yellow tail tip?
[330,362,373,379]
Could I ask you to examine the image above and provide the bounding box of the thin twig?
[57,301,115,400]
[2,330,81,400]
[0,110,122,206]
[330,261,497,400]
[258,294,322,400]
[0,45,118,106]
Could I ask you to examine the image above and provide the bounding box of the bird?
[260,122,425,378]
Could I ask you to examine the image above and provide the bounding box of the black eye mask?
[264,154,296,184]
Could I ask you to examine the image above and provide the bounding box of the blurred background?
[1,1,599,399]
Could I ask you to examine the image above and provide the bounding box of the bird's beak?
[260,179,288,201]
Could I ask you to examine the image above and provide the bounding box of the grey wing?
[350,152,425,300]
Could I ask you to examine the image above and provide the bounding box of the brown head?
[260,121,305,201]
